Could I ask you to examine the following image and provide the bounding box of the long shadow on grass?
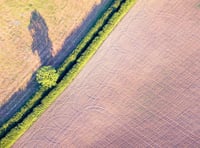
[0,0,113,131]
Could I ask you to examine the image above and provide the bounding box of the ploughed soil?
[14,0,200,147]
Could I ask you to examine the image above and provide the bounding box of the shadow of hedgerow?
[0,0,113,127]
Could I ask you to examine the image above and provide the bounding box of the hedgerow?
[0,0,137,147]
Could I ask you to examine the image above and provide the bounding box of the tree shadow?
[0,0,113,126]
[29,10,53,65]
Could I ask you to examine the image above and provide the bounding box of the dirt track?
[14,0,200,147]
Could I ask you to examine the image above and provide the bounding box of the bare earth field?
[14,0,200,147]
[0,0,104,105]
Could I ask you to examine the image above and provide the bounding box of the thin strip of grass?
[0,0,137,147]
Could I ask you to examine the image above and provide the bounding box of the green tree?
[36,66,59,88]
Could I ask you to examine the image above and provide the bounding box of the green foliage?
[36,66,58,88]
[0,0,137,147]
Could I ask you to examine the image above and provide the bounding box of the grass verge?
[0,0,137,147]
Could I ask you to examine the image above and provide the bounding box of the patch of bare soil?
[14,0,200,147]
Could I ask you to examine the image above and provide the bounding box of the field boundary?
[0,0,137,147]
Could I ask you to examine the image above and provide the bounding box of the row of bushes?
[0,0,117,140]
[0,0,137,147]
[56,0,122,76]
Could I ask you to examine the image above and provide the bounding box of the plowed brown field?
[14,0,200,147]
